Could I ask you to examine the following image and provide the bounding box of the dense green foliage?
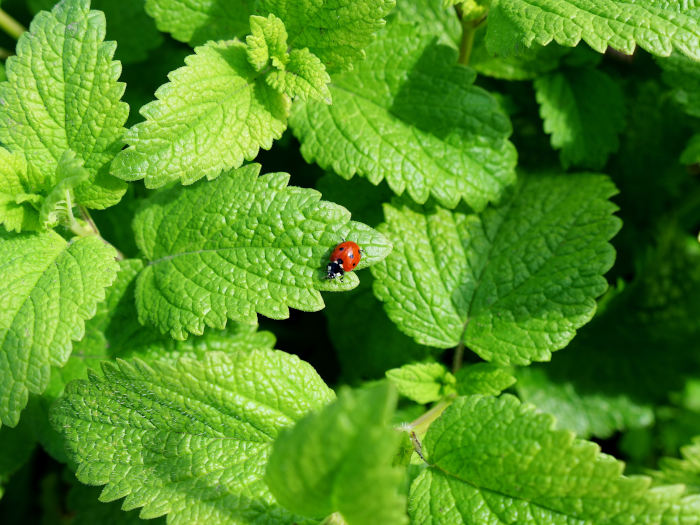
[0,0,699,523]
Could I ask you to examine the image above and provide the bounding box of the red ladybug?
[327,240,362,281]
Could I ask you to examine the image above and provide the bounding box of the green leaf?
[486,0,700,60]
[28,0,163,64]
[144,0,254,46]
[409,395,700,524]
[244,14,331,103]
[133,164,391,339]
[535,67,626,169]
[258,0,396,72]
[0,63,5,82]
[67,477,166,525]
[265,383,408,524]
[324,275,431,382]
[51,350,334,524]
[657,51,700,118]
[454,362,516,396]
[471,27,568,80]
[0,230,118,427]
[391,0,461,46]
[372,172,620,365]
[386,363,456,404]
[0,0,129,209]
[681,133,700,165]
[0,148,41,232]
[43,259,276,400]
[246,13,289,71]
[111,40,288,188]
[291,23,517,211]
[515,233,700,439]
[38,150,90,229]
[266,48,332,103]
[655,437,700,492]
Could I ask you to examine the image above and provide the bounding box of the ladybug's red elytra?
[326,240,362,281]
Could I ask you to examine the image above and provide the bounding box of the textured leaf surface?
[51,350,334,524]
[486,0,700,60]
[145,0,254,46]
[0,148,40,232]
[471,27,568,80]
[535,68,625,169]
[29,0,162,63]
[655,437,700,492]
[265,383,407,524]
[386,363,455,404]
[111,40,288,188]
[266,48,332,103]
[38,150,90,229]
[454,362,516,396]
[49,259,276,399]
[0,230,118,427]
[0,0,129,208]
[67,478,165,525]
[133,164,391,339]
[291,23,516,210]
[258,0,396,71]
[409,395,700,524]
[246,13,288,71]
[372,173,620,365]
[516,234,700,439]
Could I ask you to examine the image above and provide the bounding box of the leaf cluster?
[0,0,698,523]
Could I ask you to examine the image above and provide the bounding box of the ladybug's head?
[326,259,345,280]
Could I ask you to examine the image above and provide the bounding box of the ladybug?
[326,240,362,281]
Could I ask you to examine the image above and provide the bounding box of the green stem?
[0,9,26,40]
[458,19,477,65]
[0,47,10,60]
[452,339,466,373]
[407,395,455,436]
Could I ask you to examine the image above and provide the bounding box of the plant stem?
[0,9,26,40]
[458,19,477,65]
[407,396,455,436]
[452,339,466,373]
[0,47,10,59]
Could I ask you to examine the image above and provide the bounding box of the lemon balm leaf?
[291,23,516,211]
[111,40,288,188]
[258,0,396,72]
[535,68,626,169]
[409,395,700,524]
[0,230,118,427]
[50,350,335,524]
[144,0,254,46]
[265,383,407,524]
[0,0,129,209]
[133,164,391,339]
[372,172,620,365]
[486,0,700,60]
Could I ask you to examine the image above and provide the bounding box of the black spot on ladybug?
[339,246,344,251]
[352,262,357,267]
